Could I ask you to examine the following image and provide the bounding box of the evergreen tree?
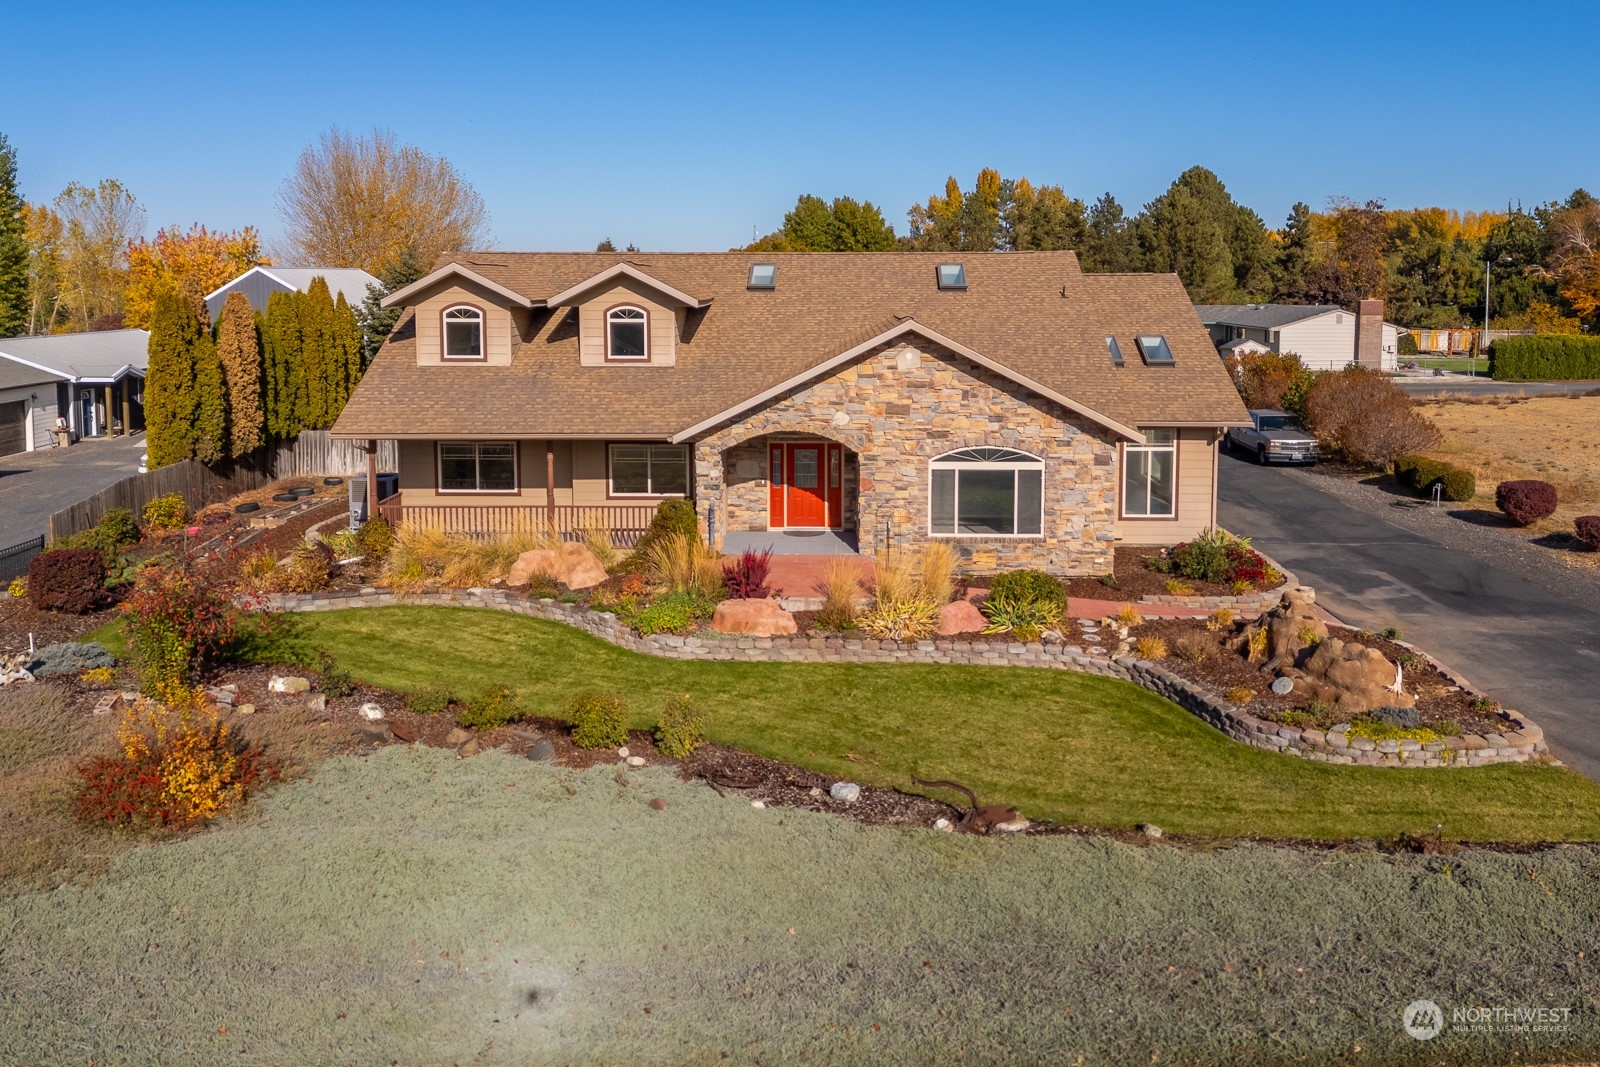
[1137,184,1235,302]
[144,287,200,468]
[330,292,362,419]
[1083,193,1141,272]
[216,291,263,457]
[1273,202,1317,302]
[263,290,305,439]
[300,278,333,428]
[355,244,429,364]
[0,133,27,337]
[192,332,225,464]
[1000,178,1089,252]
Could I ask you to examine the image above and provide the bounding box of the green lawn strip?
[233,605,1600,843]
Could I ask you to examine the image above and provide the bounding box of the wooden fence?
[376,499,658,547]
[270,431,398,477]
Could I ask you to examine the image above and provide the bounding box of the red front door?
[785,445,827,527]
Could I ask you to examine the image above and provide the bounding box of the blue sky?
[7,0,1596,253]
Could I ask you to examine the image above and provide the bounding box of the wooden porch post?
[103,385,113,435]
[545,442,556,531]
[365,439,379,520]
[120,381,131,438]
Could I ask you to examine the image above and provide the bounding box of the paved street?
[1395,373,1598,397]
[1218,451,1600,779]
[0,434,146,546]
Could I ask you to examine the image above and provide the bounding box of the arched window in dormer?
[442,305,484,360]
[607,305,649,360]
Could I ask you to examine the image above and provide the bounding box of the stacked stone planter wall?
[256,587,1548,769]
[1134,551,1298,616]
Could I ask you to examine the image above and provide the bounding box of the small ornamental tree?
[121,563,238,705]
[1495,480,1558,526]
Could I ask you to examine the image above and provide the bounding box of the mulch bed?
[1130,616,1510,736]
[0,597,119,656]
[1061,545,1266,601]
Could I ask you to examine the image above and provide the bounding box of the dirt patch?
[0,595,119,656]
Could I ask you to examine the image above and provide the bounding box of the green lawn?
[140,605,1600,843]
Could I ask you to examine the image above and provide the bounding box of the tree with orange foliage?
[1544,194,1600,326]
[123,224,269,330]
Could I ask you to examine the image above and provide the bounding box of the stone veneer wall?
[720,438,860,533]
[259,588,1548,769]
[692,338,1120,574]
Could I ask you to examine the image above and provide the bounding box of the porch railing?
[374,495,658,548]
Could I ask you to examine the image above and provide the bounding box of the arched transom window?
[442,305,483,359]
[606,305,648,360]
[929,447,1043,536]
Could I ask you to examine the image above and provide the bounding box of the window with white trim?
[607,306,648,360]
[609,443,688,496]
[929,447,1043,536]
[1122,429,1176,517]
[438,441,517,492]
[442,305,484,359]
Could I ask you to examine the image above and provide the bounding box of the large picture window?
[929,448,1043,536]
[609,443,688,497]
[1122,429,1177,517]
[606,306,648,360]
[442,305,484,359]
[438,441,517,492]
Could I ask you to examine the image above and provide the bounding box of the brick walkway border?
[257,587,1548,770]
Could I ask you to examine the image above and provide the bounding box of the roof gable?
[382,263,541,309]
[543,262,710,309]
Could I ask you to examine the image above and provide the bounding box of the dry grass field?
[1417,394,1600,534]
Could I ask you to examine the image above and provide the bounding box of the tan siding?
[577,280,677,366]
[571,441,610,505]
[413,282,515,366]
[1115,428,1218,545]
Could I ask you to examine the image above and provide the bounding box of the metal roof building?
[204,266,381,320]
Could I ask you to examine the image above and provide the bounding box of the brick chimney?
[1355,299,1384,368]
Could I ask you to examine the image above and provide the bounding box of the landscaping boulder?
[710,598,797,636]
[829,781,861,803]
[1245,587,1327,665]
[268,675,311,694]
[937,599,987,636]
[1280,636,1414,715]
[507,542,608,590]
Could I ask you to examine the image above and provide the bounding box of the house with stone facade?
[330,251,1248,575]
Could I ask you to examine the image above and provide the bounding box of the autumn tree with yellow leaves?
[123,224,270,329]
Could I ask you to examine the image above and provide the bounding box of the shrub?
[653,694,705,758]
[629,591,701,635]
[1163,529,1268,587]
[1164,578,1195,595]
[1296,624,1323,648]
[241,549,279,585]
[987,570,1068,615]
[1133,635,1168,659]
[813,558,862,630]
[357,516,395,561]
[626,500,699,568]
[918,541,958,605]
[857,597,940,640]
[722,547,774,599]
[1495,480,1558,526]
[59,507,142,565]
[1225,685,1255,705]
[1115,604,1144,628]
[1575,516,1600,550]
[80,665,116,687]
[1207,607,1235,631]
[1489,334,1600,381]
[6,576,22,597]
[1380,626,1402,639]
[27,548,106,614]
[27,641,115,677]
[980,588,1063,634]
[568,690,628,749]
[1438,467,1476,503]
[279,540,334,593]
[315,651,356,699]
[121,564,237,705]
[1245,628,1269,663]
[382,525,556,591]
[321,530,362,559]
[1231,351,1314,412]
[143,492,189,531]
[1398,333,1419,356]
[456,685,520,730]
[1303,367,1440,468]
[1170,632,1213,663]
[406,685,453,715]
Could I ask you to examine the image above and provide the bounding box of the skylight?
[936,263,967,290]
[748,263,777,289]
[1105,336,1125,366]
[1135,335,1175,365]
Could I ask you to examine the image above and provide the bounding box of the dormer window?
[748,263,777,289]
[936,263,967,290]
[607,305,649,360]
[1135,335,1175,365]
[442,305,484,360]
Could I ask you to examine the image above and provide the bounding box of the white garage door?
[0,400,26,458]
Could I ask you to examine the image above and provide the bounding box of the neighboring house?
[0,330,150,451]
[203,266,381,320]
[1195,302,1401,371]
[330,251,1248,575]
[0,358,67,458]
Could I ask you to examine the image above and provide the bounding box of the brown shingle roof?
[332,251,1248,440]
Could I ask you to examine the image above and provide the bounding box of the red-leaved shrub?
[1495,480,1558,526]
[722,547,774,599]
[27,548,106,614]
[1574,515,1600,550]
[75,729,277,830]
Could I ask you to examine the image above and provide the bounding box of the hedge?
[1489,335,1600,381]
[1394,454,1476,502]
[28,548,107,614]
[1496,480,1558,526]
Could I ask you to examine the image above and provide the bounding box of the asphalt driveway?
[1218,451,1600,780]
[0,433,146,546]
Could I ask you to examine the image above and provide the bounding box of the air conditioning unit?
[349,473,399,529]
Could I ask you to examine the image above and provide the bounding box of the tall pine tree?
[216,291,263,457]
[0,133,28,337]
[192,332,226,463]
[299,278,333,428]
[144,287,201,468]
[330,292,362,419]
[262,290,305,439]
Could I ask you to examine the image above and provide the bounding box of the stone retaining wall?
[258,587,1547,769]
[1134,551,1298,616]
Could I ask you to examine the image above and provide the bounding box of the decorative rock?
[389,720,418,743]
[617,746,631,758]
[649,797,668,811]
[750,800,766,810]
[506,542,608,590]
[1329,722,1350,733]
[1138,823,1164,839]
[994,818,1030,833]
[1270,676,1295,696]
[829,781,861,803]
[268,675,311,694]
[360,722,393,745]
[445,726,473,746]
[306,693,327,714]
[456,737,481,758]
[809,787,823,797]
[710,598,797,636]
[936,599,987,636]
[359,703,385,721]
[205,687,235,706]
[934,817,953,832]
[527,738,555,761]
[626,755,646,767]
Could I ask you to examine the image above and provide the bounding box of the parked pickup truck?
[1225,409,1320,465]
